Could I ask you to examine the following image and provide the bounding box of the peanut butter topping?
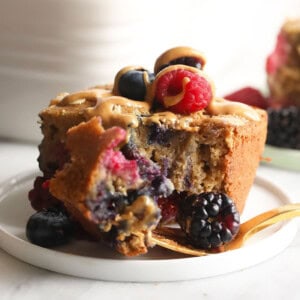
[85,96,150,129]
[163,77,191,107]
[114,195,159,241]
[208,98,261,121]
[53,86,260,131]
[58,89,110,107]
[51,46,261,129]
[154,46,207,74]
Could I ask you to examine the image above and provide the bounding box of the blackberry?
[177,192,240,249]
[26,207,74,247]
[267,106,300,149]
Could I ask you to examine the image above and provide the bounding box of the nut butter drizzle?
[207,98,261,121]
[55,86,261,131]
[54,47,261,129]
[154,46,207,74]
[56,87,151,129]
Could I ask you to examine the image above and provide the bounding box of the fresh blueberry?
[26,207,74,247]
[118,69,153,100]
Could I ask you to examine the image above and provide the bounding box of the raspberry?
[224,87,268,109]
[154,67,213,114]
[157,192,180,224]
[266,32,288,75]
[28,176,60,211]
[267,106,300,149]
[103,149,141,186]
[177,192,240,249]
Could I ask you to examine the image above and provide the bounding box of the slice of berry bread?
[29,47,267,256]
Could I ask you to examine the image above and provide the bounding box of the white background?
[0,0,299,142]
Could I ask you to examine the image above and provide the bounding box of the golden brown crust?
[49,117,116,238]
[49,117,159,256]
[222,110,267,212]
[43,103,267,216]
[39,87,267,256]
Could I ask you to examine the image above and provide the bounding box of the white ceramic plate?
[263,145,300,171]
[0,170,297,282]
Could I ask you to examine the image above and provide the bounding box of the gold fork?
[151,203,300,256]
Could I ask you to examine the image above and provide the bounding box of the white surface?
[1,0,300,142]
[0,0,181,142]
[0,141,300,299]
[0,172,297,282]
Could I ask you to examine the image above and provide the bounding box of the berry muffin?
[266,19,300,149]
[27,47,267,256]
[266,18,300,108]
[225,20,300,151]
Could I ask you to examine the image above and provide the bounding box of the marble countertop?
[0,140,300,300]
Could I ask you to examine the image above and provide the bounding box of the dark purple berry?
[267,106,300,149]
[117,68,153,101]
[156,56,204,73]
[148,124,175,146]
[28,177,60,211]
[177,192,240,249]
[26,207,74,247]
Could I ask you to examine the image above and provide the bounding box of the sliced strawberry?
[224,87,268,109]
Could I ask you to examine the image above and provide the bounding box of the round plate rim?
[0,170,298,282]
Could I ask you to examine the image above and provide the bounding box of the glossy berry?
[157,57,203,73]
[155,68,213,114]
[154,46,206,74]
[28,176,60,211]
[267,106,300,149]
[224,87,268,109]
[177,192,240,249]
[117,68,154,100]
[157,192,180,224]
[26,207,74,247]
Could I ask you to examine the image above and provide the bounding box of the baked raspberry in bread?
[28,47,267,256]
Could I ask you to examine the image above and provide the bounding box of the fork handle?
[240,203,300,241]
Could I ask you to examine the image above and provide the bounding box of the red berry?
[157,193,180,224]
[101,127,141,186]
[154,67,213,114]
[224,86,268,109]
[42,179,50,189]
[28,177,60,211]
[266,32,288,75]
